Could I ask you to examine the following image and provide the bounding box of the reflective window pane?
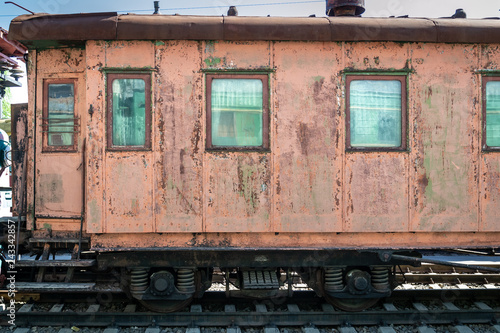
[48,83,74,146]
[211,79,263,147]
[112,78,146,146]
[350,80,402,148]
[486,81,500,147]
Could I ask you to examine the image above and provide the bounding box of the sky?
[1,0,500,103]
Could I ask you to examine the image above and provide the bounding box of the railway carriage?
[3,1,500,312]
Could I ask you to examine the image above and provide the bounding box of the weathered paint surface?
[25,50,36,230]
[480,44,500,231]
[154,41,203,233]
[410,44,479,232]
[273,42,342,232]
[345,154,408,232]
[33,49,85,226]
[91,232,500,250]
[85,40,106,233]
[206,153,271,232]
[27,38,500,247]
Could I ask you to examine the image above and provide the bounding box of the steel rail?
[392,254,500,273]
[7,307,500,327]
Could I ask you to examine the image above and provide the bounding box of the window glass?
[47,83,74,147]
[350,79,402,148]
[211,79,263,147]
[111,78,146,146]
[486,81,500,147]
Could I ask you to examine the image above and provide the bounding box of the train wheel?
[318,268,381,312]
[322,293,379,312]
[138,297,193,313]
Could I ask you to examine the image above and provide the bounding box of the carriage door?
[34,76,84,232]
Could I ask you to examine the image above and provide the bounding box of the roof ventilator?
[326,0,365,17]
[153,1,160,15]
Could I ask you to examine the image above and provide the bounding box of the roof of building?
[0,28,27,91]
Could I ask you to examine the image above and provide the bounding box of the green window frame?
[206,74,270,151]
[482,76,500,150]
[107,73,152,151]
[346,75,407,151]
[42,79,78,152]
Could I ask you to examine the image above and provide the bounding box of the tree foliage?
[1,87,12,119]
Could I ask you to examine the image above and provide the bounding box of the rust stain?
[37,174,64,205]
[297,122,309,155]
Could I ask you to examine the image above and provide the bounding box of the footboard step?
[15,282,96,292]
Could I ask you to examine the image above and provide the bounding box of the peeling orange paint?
[26,37,500,249]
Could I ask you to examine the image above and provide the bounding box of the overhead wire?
[116,1,324,13]
[1,1,324,19]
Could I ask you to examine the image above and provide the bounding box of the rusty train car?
[4,1,500,312]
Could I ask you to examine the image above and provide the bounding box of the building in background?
[0,27,27,216]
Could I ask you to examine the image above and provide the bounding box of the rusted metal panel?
[8,12,118,46]
[104,40,154,69]
[35,218,81,231]
[25,50,36,230]
[154,41,203,233]
[117,15,223,40]
[273,42,342,232]
[342,41,409,232]
[33,48,85,222]
[410,43,480,232]
[203,40,271,70]
[344,154,409,232]
[104,153,154,233]
[435,19,500,44]
[36,49,85,74]
[11,103,28,217]
[85,41,106,233]
[223,17,331,41]
[343,42,409,70]
[10,13,500,46]
[480,155,500,231]
[34,156,83,216]
[91,231,500,250]
[205,153,271,232]
[329,17,437,42]
[480,44,500,232]
[17,12,500,250]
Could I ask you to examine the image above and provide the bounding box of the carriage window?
[43,79,78,152]
[483,77,500,149]
[107,73,151,150]
[206,74,269,150]
[346,75,407,151]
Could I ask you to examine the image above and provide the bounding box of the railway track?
[2,288,499,332]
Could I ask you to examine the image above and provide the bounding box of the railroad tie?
[453,326,474,333]
[144,329,161,333]
[378,327,397,333]
[383,303,398,311]
[186,328,201,333]
[473,301,492,310]
[13,329,30,333]
[227,327,242,333]
[339,328,357,333]
[303,327,320,333]
[264,327,280,333]
[17,304,34,313]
